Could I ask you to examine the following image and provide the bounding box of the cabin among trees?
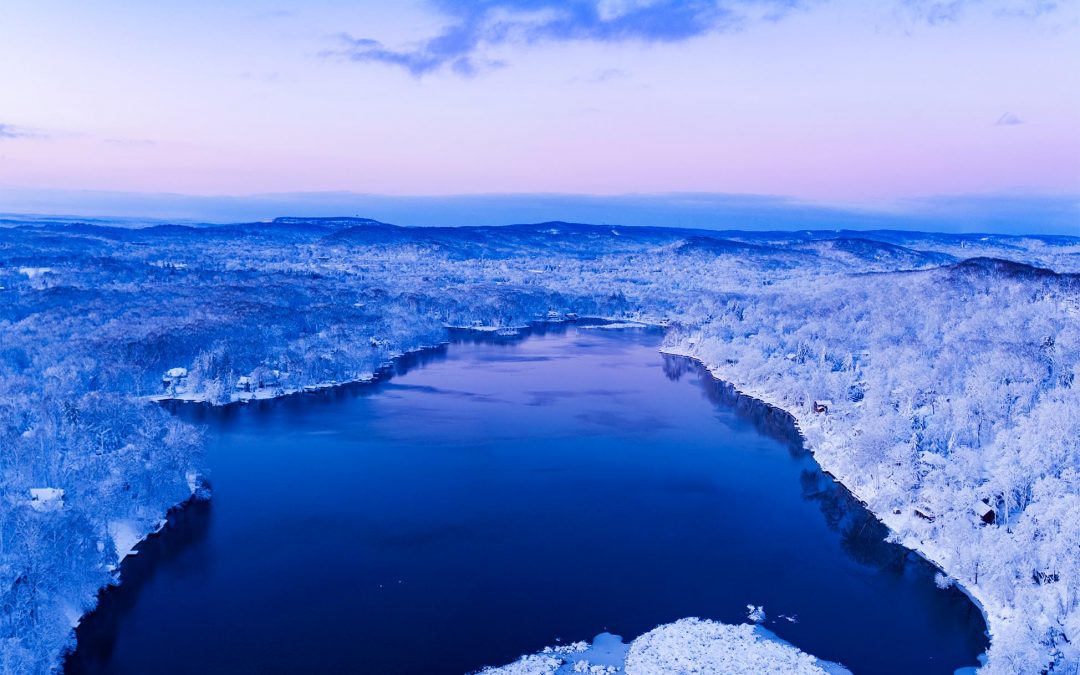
[162,367,188,392]
[975,499,995,525]
[914,504,936,522]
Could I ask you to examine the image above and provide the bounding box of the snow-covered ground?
[1,217,1076,673]
[479,619,851,675]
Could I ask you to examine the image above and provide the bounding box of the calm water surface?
[68,327,986,674]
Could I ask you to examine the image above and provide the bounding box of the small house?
[813,400,833,414]
[974,500,995,525]
[250,366,280,389]
[162,367,188,391]
[236,376,253,392]
[914,504,936,522]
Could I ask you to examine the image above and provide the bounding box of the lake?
[67,325,987,674]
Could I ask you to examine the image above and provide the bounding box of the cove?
[66,326,987,674]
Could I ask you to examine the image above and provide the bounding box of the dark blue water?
[68,327,986,674]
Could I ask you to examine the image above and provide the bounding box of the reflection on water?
[67,327,986,675]
[664,354,914,577]
[68,501,213,670]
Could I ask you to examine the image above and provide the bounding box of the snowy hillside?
[1,217,1077,673]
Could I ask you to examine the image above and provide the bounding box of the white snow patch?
[480,621,846,675]
[478,653,565,675]
[27,487,64,512]
[626,619,847,675]
[61,603,82,628]
[108,520,141,561]
[18,266,52,278]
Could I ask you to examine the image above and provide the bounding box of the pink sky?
[0,1,1077,206]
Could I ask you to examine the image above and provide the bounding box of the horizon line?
[0,187,1077,236]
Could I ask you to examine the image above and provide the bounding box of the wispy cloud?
[326,0,1063,76]
[0,123,43,140]
[323,1,807,77]
[568,67,631,85]
[901,0,966,24]
[900,0,1060,24]
[588,67,628,83]
[995,112,1024,126]
[990,0,1060,18]
[2,123,152,145]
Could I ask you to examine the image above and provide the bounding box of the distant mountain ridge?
[2,214,1078,272]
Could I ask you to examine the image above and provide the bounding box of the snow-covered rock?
[626,619,848,675]
[479,619,850,675]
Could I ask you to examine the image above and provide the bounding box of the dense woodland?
[1,216,1078,673]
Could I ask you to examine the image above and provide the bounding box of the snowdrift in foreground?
[480,619,850,675]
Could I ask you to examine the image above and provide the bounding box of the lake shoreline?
[661,345,992,671]
[65,322,987,674]
[146,316,656,408]
[66,318,640,671]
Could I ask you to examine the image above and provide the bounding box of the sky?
[0,0,1078,232]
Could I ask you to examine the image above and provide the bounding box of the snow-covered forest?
[1,216,1078,674]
